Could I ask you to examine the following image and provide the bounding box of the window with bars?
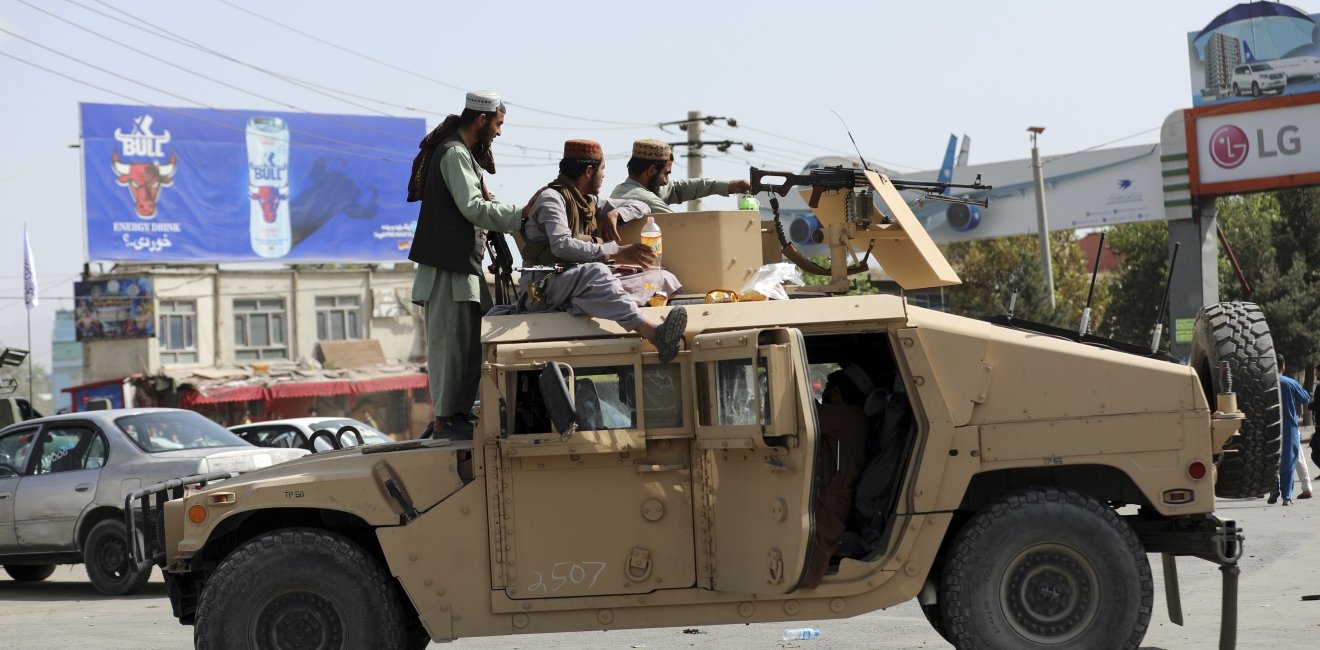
[158,299,197,364]
[315,295,362,341]
[233,298,288,360]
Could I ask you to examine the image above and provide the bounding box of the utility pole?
[1028,126,1056,309]
[658,113,747,211]
[686,111,702,211]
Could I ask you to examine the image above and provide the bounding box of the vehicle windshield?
[117,411,251,452]
[309,419,392,445]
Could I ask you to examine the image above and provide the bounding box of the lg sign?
[1208,123,1302,170]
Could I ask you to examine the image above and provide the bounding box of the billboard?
[81,103,425,262]
[73,277,155,342]
[1188,92,1320,196]
[1188,5,1320,106]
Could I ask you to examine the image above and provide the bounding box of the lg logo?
[1209,125,1249,169]
[1209,124,1302,170]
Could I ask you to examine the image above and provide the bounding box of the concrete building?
[65,264,433,436]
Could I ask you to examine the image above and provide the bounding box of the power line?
[0,46,411,164]
[212,0,655,128]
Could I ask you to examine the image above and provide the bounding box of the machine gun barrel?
[749,166,992,209]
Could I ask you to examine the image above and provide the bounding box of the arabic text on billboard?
[74,277,155,342]
[80,103,425,263]
[1188,5,1320,106]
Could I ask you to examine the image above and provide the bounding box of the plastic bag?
[740,263,805,301]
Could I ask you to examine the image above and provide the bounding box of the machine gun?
[749,165,983,289]
[750,166,992,211]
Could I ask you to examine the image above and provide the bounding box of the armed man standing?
[610,139,751,213]
[407,90,522,439]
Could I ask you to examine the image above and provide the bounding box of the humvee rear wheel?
[940,488,1152,649]
[195,528,413,650]
[1189,301,1280,498]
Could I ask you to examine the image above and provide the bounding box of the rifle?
[749,166,992,210]
[486,233,519,305]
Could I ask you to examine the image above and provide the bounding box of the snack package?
[740,263,805,301]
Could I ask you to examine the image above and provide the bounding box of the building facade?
[68,264,432,436]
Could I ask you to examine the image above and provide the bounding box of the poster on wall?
[1188,4,1320,106]
[81,103,425,263]
[73,277,155,342]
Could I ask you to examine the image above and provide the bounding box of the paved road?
[3,459,1317,649]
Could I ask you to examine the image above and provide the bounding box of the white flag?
[23,223,38,310]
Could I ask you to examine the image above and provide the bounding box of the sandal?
[654,306,687,363]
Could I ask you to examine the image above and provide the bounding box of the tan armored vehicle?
[131,169,1270,649]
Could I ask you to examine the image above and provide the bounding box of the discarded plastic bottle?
[639,216,662,256]
[781,627,821,641]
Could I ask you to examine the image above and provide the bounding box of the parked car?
[229,417,394,452]
[0,406,306,595]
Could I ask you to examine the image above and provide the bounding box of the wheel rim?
[999,543,1099,644]
[95,533,132,583]
[251,588,346,650]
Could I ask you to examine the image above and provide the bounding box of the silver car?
[0,408,306,595]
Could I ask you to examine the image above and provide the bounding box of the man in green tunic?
[407,90,522,438]
[609,139,751,213]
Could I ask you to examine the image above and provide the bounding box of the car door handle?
[75,483,92,492]
[0,492,10,500]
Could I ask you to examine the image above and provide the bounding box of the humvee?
[130,169,1270,650]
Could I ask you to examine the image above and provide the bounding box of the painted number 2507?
[526,561,607,593]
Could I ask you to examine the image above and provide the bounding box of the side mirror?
[539,361,579,435]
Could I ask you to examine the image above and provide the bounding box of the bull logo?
[112,152,176,219]
[249,185,289,223]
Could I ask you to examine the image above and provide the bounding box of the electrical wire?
[0,47,411,164]
[211,0,656,128]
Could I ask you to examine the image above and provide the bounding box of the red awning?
[267,380,354,400]
[181,385,266,407]
[353,374,428,394]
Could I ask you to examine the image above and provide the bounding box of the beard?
[646,174,663,194]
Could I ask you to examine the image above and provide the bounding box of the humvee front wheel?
[1189,301,1280,498]
[195,529,414,650]
[940,488,1152,649]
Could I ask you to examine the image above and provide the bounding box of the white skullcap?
[465,90,503,113]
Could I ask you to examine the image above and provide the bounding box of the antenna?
[1078,231,1105,336]
[830,110,871,172]
[1150,242,1181,353]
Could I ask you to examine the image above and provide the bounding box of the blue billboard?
[81,103,425,262]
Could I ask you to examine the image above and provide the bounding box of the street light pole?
[1028,126,1056,309]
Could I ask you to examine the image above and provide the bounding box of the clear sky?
[0,0,1281,374]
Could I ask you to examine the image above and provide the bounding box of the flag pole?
[27,310,33,405]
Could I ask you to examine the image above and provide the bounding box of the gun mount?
[750,166,976,293]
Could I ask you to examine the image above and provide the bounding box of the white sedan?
[229,417,394,452]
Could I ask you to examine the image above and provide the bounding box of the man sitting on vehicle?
[610,139,751,214]
[495,139,687,362]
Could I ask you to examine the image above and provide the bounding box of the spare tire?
[1189,301,1280,498]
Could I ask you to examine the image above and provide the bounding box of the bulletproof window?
[710,358,771,427]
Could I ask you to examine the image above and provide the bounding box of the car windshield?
[117,411,251,452]
[309,419,392,445]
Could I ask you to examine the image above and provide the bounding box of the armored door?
[490,337,696,600]
[690,327,818,594]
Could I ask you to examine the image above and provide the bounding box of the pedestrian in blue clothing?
[1269,354,1311,506]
